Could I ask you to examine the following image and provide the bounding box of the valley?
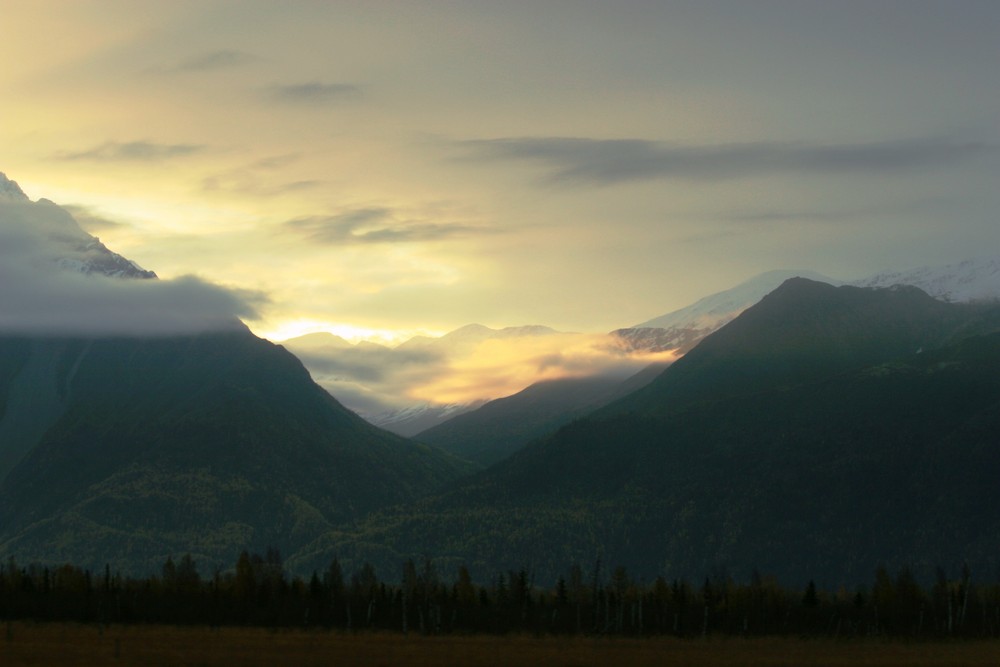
[2,169,1000,598]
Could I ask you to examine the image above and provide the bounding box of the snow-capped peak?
[609,269,839,356]
[0,172,28,201]
[0,171,156,280]
[852,257,1000,303]
[634,269,838,331]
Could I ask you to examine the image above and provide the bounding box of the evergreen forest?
[3,553,1000,640]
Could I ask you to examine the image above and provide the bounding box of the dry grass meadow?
[3,623,1000,666]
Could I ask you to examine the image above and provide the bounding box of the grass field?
[3,623,1000,666]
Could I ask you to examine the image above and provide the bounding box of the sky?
[2,0,999,349]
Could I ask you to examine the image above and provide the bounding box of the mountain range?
[289,259,1000,439]
[296,279,1000,585]
[282,325,565,435]
[416,362,667,467]
[4,170,1000,586]
[410,260,1000,466]
[284,271,841,433]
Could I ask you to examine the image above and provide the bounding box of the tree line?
[2,552,1000,638]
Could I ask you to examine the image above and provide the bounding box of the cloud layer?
[270,82,361,103]
[461,137,996,186]
[285,208,489,244]
[285,327,676,415]
[169,49,255,73]
[56,141,204,162]
[0,195,264,337]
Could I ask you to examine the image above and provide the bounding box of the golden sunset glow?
[263,320,443,348]
[408,334,679,405]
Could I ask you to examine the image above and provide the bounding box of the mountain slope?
[408,272,840,466]
[283,324,562,434]
[608,269,838,355]
[0,172,469,574]
[298,281,1000,585]
[608,278,991,418]
[0,331,469,574]
[416,364,666,467]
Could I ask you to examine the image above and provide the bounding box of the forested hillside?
[0,331,469,575]
[293,281,1000,586]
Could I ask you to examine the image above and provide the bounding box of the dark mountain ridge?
[0,173,471,574]
[417,278,989,469]
[0,329,470,574]
[417,363,667,467]
[296,280,1000,586]
[609,278,985,418]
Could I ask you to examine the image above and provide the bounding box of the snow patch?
[853,257,1000,303]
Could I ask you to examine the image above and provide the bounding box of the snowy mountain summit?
[854,257,1000,304]
[610,269,838,354]
[0,172,156,280]
[613,259,1000,359]
[634,269,838,331]
[0,172,28,201]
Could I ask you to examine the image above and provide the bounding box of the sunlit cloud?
[284,208,491,244]
[197,154,322,198]
[407,332,678,405]
[281,326,677,416]
[61,205,131,233]
[203,173,323,197]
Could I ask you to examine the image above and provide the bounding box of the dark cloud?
[460,136,997,186]
[283,335,450,415]
[270,82,362,103]
[0,265,263,337]
[720,196,959,225]
[284,208,486,244]
[56,141,204,162]
[723,210,857,224]
[0,196,266,336]
[291,345,442,384]
[172,49,255,72]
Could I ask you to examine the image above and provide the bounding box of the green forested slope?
[0,330,469,574]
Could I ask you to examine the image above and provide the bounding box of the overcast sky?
[3,1,999,343]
